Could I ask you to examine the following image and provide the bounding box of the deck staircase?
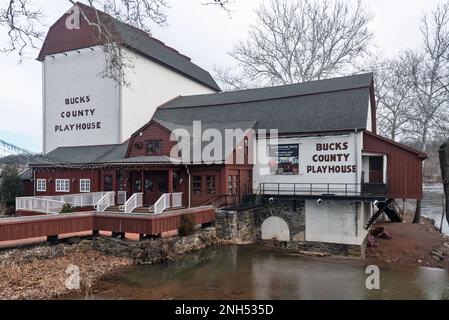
[365,199,403,230]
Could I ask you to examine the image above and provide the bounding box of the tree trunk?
[439,141,449,225]
[413,199,422,224]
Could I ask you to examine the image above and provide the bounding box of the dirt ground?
[367,213,449,269]
[0,242,132,300]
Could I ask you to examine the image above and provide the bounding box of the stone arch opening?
[261,216,290,242]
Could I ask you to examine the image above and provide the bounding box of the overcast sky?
[0,0,443,152]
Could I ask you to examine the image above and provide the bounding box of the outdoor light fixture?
[268,197,275,204]
[316,199,323,205]
[373,200,379,206]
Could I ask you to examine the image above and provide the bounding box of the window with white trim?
[55,179,70,192]
[36,179,46,192]
[79,179,91,193]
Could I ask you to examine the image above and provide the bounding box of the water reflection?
[81,245,449,300]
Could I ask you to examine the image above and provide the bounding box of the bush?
[178,214,196,237]
[60,203,76,214]
[0,165,22,206]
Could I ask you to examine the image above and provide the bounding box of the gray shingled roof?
[113,20,220,91]
[29,141,129,166]
[154,73,373,134]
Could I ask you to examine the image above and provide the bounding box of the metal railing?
[201,194,262,211]
[260,183,387,198]
[16,197,66,215]
[96,192,115,212]
[120,193,143,213]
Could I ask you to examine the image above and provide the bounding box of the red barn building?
[14,4,427,252]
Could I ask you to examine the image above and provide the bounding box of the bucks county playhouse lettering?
[54,95,101,133]
[307,142,357,174]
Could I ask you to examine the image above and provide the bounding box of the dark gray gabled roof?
[113,21,221,92]
[29,141,129,166]
[154,73,374,134]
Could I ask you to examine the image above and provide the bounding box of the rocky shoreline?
[0,228,218,300]
[367,213,449,269]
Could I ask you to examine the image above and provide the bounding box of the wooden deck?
[0,206,215,243]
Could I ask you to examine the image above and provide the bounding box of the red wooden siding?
[190,168,222,206]
[0,207,215,242]
[127,121,176,158]
[34,169,101,196]
[37,4,109,60]
[363,131,427,199]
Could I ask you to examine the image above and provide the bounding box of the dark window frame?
[145,139,163,155]
[193,175,202,195]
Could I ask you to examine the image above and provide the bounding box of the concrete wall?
[305,200,371,246]
[121,48,216,141]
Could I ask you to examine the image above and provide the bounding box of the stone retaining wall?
[215,200,366,257]
[93,227,218,264]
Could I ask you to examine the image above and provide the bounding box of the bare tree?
[0,0,44,59]
[375,57,413,141]
[0,0,233,84]
[405,3,449,152]
[216,0,374,90]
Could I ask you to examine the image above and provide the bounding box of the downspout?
[33,169,36,197]
[355,129,359,188]
[185,165,191,208]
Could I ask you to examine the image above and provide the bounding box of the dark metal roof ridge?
[159,73,373,109]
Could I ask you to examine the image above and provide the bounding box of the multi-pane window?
[206,176,216,194]
[103,175,113,192]
[55,179,70,192]
[146,140,162,155]
[80,179,91,193]
[36,179,46,192]
[193,176,202,195]
[144,178,153,192]
[227,175,239,194]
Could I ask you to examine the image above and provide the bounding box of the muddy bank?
[367,213,449,269]
[0,228,218,299]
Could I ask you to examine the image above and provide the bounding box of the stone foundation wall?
[215,200,366,257]
[215,209,258,243]
[93,227,218,264]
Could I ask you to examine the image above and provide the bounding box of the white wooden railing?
[153,193,171,214]
[96,192,115,212]
[39,192,111,207]
[172,192,183,208]
[153,192,183,214]
[117,191,127,205]
[120,192,143,213]
[16,197,66,215]
[16,191,115,215]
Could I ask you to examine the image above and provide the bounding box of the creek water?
[79,245,449,300]
[405,184,448,235]
[75,184,449,300]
